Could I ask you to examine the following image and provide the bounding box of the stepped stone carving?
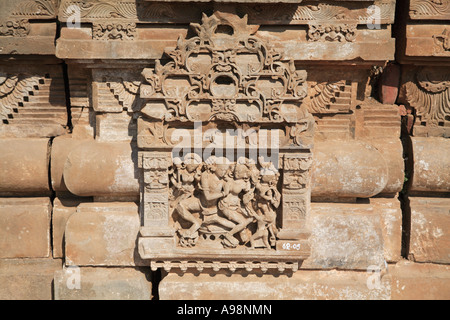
[0,66,68,138]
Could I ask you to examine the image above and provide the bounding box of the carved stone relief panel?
[137,11,315,273]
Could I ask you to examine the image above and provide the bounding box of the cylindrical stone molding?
[0,139,51,196]
[369,138,405,196]
[63,141,139,197]
[311,140,389,199]
[51,136,92,195]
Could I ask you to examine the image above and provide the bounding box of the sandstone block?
[159,270,391,300]
[375,198,403,263]
[54,267,152,300]
[0,258,62,300]
[0,198,52,258]
[311,140,388,199]
[0,139,50,196]
[409,197,450,264]
[52,197,91,259]
[63,141,139,197]
[303,200,401,270]
[65,202,143,266]
[390,260,450,300]
[410,137,450,194]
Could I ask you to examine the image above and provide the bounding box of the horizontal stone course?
[54,266,152,300]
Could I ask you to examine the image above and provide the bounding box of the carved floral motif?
[307,24,357,42]
[0,20,30,37]
[433,29,450,52]
[92,22,137,40]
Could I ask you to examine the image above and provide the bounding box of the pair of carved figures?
[169,155,280,250]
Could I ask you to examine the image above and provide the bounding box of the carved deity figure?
[248,159,281,249]
[218,158,255,248]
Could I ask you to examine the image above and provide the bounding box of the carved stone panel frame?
[137,11,315,273]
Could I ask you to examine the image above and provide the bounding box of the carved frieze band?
[150,260,299,273]
[410,0,450,20]
[59,0,395,25]
[11,0,57,18]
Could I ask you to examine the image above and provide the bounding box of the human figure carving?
[219,157,255,248]
[248,158,281,249]
[175,156,235,245]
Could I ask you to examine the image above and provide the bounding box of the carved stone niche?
[137,12,315,273]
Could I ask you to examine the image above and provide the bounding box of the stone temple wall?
[0,0,448,300]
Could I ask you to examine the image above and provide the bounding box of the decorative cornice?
[58,1,395,25]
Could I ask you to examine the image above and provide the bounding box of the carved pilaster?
[139,151,173,237]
